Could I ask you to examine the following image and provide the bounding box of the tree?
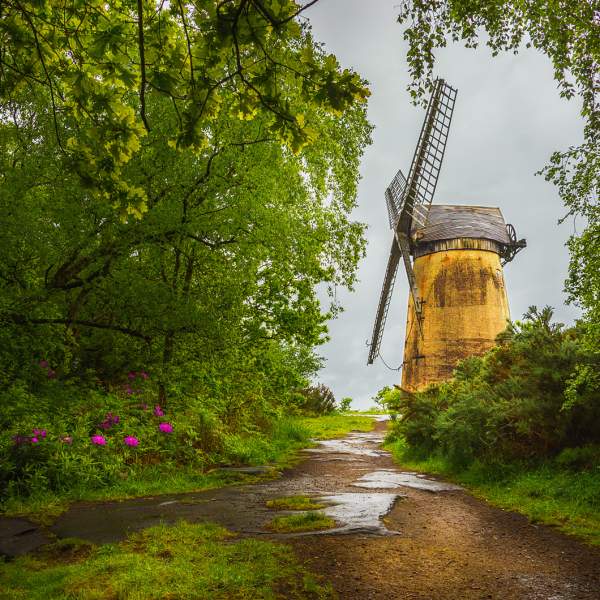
[1,1,369,219]
[0,40,372,406]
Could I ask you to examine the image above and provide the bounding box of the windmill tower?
[367,79,526,391]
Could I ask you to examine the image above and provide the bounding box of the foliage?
[0,521,334,598]
[1,0,369,217]
[267,511,336,533]
[389,307,600,467]
[296,383,337,415]
[339,397,353,412]
[266,495,325,511]
[372,386,401,412]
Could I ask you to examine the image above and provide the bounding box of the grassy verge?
[0,521,333,599]
[1,415,374,523]
[386,437,600,546]
[267,511,336,533]
[295,414,374,439]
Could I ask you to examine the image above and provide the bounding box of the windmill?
[367,79,526,391]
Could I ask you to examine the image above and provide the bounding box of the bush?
[296,383,336,415]
[388,307,600,468]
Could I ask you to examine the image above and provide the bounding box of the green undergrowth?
[2,415,373,524]
[266,495,325,511]
[386,437,600,546]
[267,511,336,533]
[0,521,333,599]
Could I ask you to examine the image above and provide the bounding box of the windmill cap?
[413,205,512,245]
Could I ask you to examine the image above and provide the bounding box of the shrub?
[296,383,336,415]
[388,307,600,467]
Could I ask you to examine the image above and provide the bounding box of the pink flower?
[127,371,137,380]
[61,436,73,444]
[31,436,39,444]
[33,428,47,438]
[125,386,134,395]
[91,435,106,446]
[47,369,56,379]
[158,422,173,433]
[140,371,149,380]
[123,436,139,447]
[154,405,164,417]
[39,360,49,368]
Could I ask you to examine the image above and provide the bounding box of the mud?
[1,419,599,599]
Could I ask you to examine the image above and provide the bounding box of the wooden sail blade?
[367,240,401,364]
[397,79,457,235]
[385,168,407,229]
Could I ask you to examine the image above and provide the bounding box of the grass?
[295,414,374,439]
[386,437,600,546]
[0,521,334,599]
[1,414,374,524]
[267,511,336,533]
[266,495,325,511]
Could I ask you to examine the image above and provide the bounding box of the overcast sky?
[305,1,585,409]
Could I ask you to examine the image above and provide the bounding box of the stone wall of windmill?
[400,205,523,392]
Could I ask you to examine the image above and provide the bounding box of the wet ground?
[1,419,599,598]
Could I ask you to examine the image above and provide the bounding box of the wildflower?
[154,405,164,417]
[140,371,149,380]
[91,435,106,446]
[128,371,137,380]
[31,437,39,444]
[47,369,56,379]
[61,436,73,444]
[123,436,139,447]
[99,413,120,429]
[33,428,47,438]
[39,360,49,368]
[158,422,173,433]
[125,386,134,395]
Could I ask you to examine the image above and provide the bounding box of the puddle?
[314,493,404,535]
[303,434,386,458]
[352,470,462,492]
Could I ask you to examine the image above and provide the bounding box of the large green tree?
[0,1,372,411]
[1,0,368,219]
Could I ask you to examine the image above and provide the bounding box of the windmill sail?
[367,79,457,365]
[399,79,457,235]
[367,240,401,365]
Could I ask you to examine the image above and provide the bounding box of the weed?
[267,511,336,533]
[266,495,325,510]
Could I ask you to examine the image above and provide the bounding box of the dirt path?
[288,421,600,599]
[1,419,599,598]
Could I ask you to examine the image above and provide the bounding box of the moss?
[267,511,336,533]
[266,495,325,511]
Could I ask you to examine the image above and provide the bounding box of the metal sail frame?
[367,79,457,365]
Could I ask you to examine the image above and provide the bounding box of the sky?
[304,0,585,409]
